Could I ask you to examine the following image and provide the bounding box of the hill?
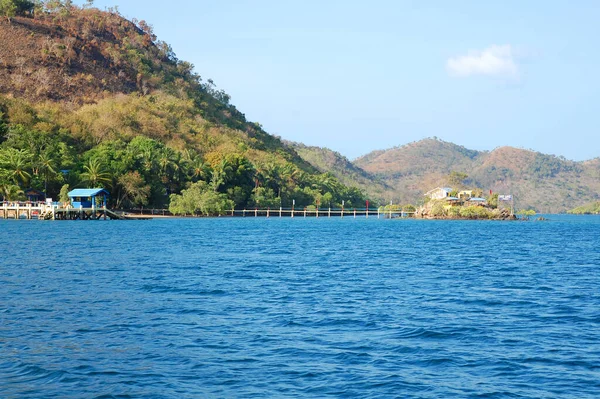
[287,142,395,203]
[354,138,600,213]
[354,138,484,206]
[0,1,368,213]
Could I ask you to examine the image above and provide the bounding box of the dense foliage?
[0,93,368,213]
[568,202,600,215]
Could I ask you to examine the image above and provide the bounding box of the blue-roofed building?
[68,188,109,208]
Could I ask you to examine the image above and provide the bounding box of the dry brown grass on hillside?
[0,11,147,103]
[478,146,536,172]
[354,139,600,213]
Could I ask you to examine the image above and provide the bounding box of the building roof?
[469,197,487,202]
[24,188,45,195]
[68,188,110,197]
[425,187,454,196]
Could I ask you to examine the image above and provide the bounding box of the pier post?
[304,208,306,218]
[243,209,246,217]
[267,208,270,218]
[354,208,356,219]
[255,208,258,217]
[279,207,282,217]
[328,207,331,218]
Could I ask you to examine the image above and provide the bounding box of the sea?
[1,215,599,398]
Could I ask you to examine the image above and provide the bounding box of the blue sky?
[77,1,600,161]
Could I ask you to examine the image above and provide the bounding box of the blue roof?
[469,197,487,202]
[68,188,109,197]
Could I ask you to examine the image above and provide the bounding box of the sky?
[75,1,600,161]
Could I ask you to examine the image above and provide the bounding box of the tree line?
[0,95,369,215]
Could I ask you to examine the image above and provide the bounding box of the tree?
[187,157,210,182]
[448,171,468,187]
[80,157,111,187]
[1,183,24,201]
[35,149,58,194]
[0,0,17,22]
[0,148,32,185]
[117,171,150,208]
[59,183,70,205]
[169,180,233,216]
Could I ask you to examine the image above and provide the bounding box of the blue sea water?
[1,215,599,398]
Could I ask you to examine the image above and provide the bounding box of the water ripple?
[1,216,599,398]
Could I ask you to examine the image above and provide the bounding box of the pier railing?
[1,202,121,220]
[1,202,415,220]
[231,207,414,218]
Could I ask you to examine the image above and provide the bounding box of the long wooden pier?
[231,207,414,219]
[1,202,415,220]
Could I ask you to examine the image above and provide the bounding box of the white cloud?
[447,45,518,78]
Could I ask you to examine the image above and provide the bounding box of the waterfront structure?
[425,187,453,200]
[68,188,109,209]
[24,188,45,202]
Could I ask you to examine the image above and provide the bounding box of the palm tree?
[1,148,33,186]
[80,158,111,188]
[210,158,232,192]
[35,150,58,195]
[1,184,25,201]
[188,157,210,182]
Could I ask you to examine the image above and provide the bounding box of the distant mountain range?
[293,138,600,213]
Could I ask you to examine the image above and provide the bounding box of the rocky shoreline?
[415,201,517,220]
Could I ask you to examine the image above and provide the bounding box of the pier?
[231,207,414,219]
[1,201,122,220]
[1,202,415,220]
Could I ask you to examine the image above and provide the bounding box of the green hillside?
[0,1,368,214]
[288,142,394,203]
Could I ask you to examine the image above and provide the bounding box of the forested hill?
[287,142,395,202]
[354,138,600,213]
[0,1,368,213]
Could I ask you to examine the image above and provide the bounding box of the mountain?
[354,138,483,205]
[0,2,368,212]
[287,142,395,202]
[354,138,600,213]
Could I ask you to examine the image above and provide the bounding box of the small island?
[414,187,517,220]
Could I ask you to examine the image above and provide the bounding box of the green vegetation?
[290,143,394,204]
[0,2,369,214]
[417,196,513,220]
[517,209,536,217]
[568,202,600,215]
